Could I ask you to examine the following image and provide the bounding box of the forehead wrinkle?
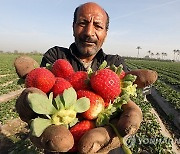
[77,4,107,22]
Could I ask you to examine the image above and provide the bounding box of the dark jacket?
[40,43,128,72]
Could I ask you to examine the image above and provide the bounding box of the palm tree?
[161,52,165,59]
[150,52,154,58]
[136,46,142,58]
[177,50,180,61]
[173,49,177,60]
[147,50,151,58]
[156,52,160,59]
[173,49,180,61]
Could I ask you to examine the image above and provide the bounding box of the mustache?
[80,36,97,43]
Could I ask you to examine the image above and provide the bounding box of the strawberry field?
[0,53,179,153]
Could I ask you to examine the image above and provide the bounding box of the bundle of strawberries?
[14,56,157,153]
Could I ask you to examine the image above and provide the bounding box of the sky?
[0,0,180,59]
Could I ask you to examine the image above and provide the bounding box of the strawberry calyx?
[28,87,90,137]
[51,109,77,125]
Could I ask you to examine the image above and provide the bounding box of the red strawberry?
[25,68,55,93]
[51,77,72,98]
[119,70,126,79]
[67,71,89,91]
[52,59,74,78]
[69,120,95,152]
[77,90,104,120]
[90,68,121,102]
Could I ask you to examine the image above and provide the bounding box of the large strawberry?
[90,68,121,103]
[67,71,89,91]
[77,90,104,120]
[69,120,95,152]
[25,67,55,93]
[52,59,74,78]
[51,77,72,98]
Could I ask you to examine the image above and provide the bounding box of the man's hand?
[126,69,158,88]
[15,65,158,153]
[77,69,157,154]
[78,100,142,154]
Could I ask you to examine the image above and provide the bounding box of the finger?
[117,100,143,137]
[30,125,74,152]
[15,87,46,123]
[126,69,158,88]
[78,126,121,154]
[14,56,39,78]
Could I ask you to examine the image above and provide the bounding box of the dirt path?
[0,88,25,103]
[1,80,15,87]
[0,118,28,153]
[151,108,180,153]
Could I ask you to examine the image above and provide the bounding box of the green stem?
[109,123,132,154]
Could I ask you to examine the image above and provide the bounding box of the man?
[40,2,156,154]
[40,2,128,73]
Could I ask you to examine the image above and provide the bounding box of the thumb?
[78,126,121,154]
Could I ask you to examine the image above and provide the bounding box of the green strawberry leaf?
[46,63,52,70]
[96,104,117,127]
[54,95,65,110]
[74,97,90,113]
[99,60,107,70]
[122,81,133,88]
[114,95,129,109]
[30,118,52,137]
[87,67,94,78]
[28,93,57,114]
[63,87,77,109]
[122,84,137,97]
[115,65,123,76]
[110,64,117,72]
[96,113,109,127]
[123,74,137,82]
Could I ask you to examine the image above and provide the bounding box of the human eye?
[94,23,104,30]
[77,21,87,27]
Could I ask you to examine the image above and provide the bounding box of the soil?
[150,108,180,153]
[0,118,29,153]
[0,88,25,103]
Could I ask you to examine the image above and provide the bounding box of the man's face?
[73,4,107,57]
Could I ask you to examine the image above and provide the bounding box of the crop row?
[126,60,180,81]
[0,53,42,96]
[0,74,17,85]
[0,54,18,75]
[154,80,180,110]
[126,61,180,90]
[126,60,179,111]
[0,98,19,124]
[0,53,42,75]
[130,90,173,153]
[0,79,24,95]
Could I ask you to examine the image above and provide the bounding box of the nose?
[84,22,95,37]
